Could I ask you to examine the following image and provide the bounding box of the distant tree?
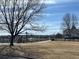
[71,14,78,27]
[55,33,63,38]
[0,0,45,46]
[62,13,71,31]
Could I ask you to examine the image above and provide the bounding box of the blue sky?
[0,0,79,35]
[33,0,79,35]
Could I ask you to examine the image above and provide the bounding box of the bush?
[50,38,54,41]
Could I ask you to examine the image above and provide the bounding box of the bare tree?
[0,0,45,46]
[62,13,71,30]
[71,14,78,27]
[62,13,78,40]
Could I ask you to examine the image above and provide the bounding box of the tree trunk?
[10,36,15,46]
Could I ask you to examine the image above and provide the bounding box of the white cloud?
[43,0,79,4]
[43,0,56,4]
[37,13,56,16]
[54,0,79,3]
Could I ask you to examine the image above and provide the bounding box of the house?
[63,25,79,40]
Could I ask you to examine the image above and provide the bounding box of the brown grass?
[0,40,79,59]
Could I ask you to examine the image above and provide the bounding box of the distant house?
[63,25,79,40]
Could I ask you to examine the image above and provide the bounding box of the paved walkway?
[0,54,34,59]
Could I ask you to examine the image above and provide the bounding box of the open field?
[0,40,79,59]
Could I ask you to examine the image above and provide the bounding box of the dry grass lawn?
[0,40,79,59]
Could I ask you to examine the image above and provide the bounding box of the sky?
[0,0,79,35]
[32,0,79,35]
